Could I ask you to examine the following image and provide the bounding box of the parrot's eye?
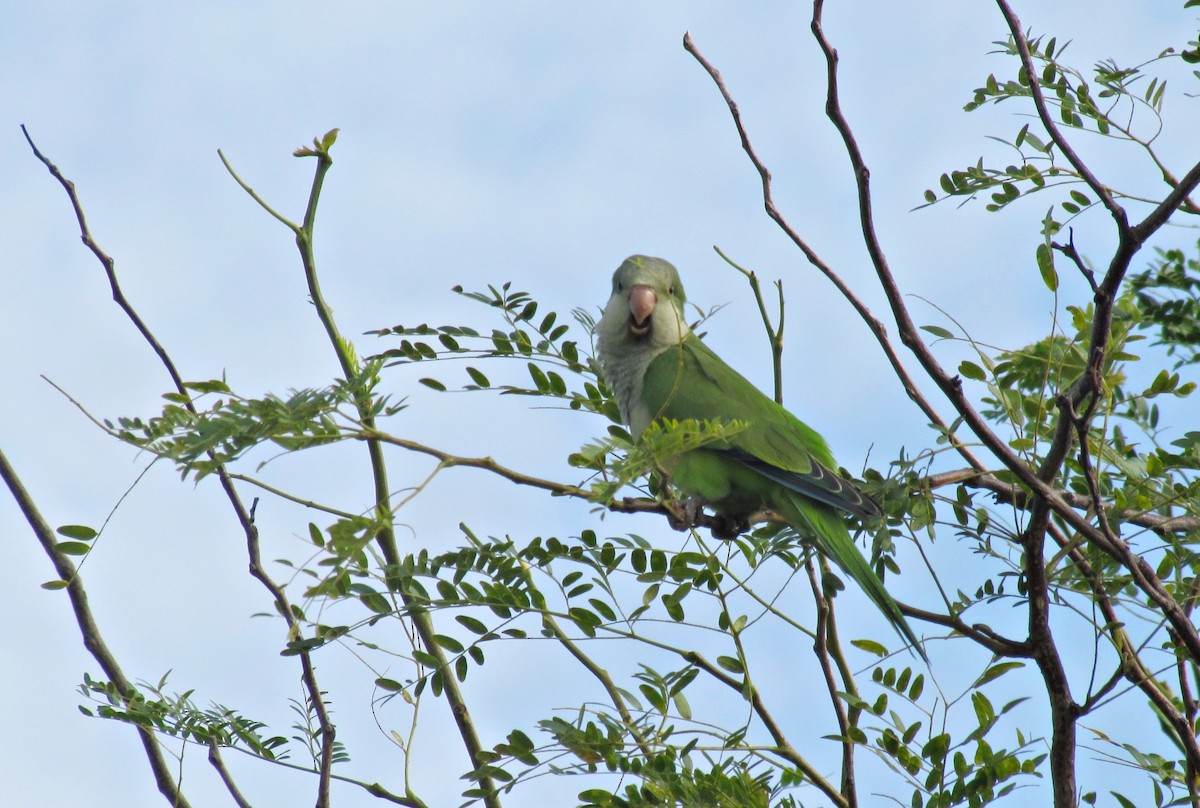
[669,286,675,295]
[617,281,623,292]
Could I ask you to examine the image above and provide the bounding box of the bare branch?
[681,32,985,474]
[1132,156,1200,242]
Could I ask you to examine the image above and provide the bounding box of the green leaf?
[920,325,954,340]
[975,661,1025,687]
[527,363,550,392]
[672,690,692,720]
[418,378,446,391]
[456,615,489,635]
[359,591,391,615]
[56,541,91,556]
[56,525,97,540]
[375,677,405,692]
[465,366,490,388]
[850,639,889,657]
[41,580,70,590]
[1036,243,1058,292]
[716,655,745,674]
[959,361,987,381]
[909,673,925,700]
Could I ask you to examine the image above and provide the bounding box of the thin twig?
[925,468,1200,534]
[714,247,785,404]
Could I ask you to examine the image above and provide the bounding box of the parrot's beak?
[628,284,657,337]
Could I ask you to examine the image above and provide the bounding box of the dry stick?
[21,126,336,808]
[220,142,500,807]
[0,449,194,808]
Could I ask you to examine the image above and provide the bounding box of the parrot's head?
[597,255,690,351]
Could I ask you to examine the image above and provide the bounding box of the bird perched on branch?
[596,254,922,657]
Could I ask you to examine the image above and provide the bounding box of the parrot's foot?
[710,513,750,541]
[666,497,706,532]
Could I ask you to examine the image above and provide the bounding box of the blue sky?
[3,2,1199,806]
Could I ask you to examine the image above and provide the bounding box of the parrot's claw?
[710,514,750,541]
[667,497,706,532]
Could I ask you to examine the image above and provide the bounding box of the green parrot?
[596,254,922,657]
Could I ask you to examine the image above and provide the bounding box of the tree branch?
[993,1,1127,226]
[681,31,985,475]
[925,469,1200,535]
[807,560,858,806]
[23,127,337,807]
[224,137,497,806]
[0,449,194,808]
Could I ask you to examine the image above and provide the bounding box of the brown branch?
[807,560,857,806]
[992,0,1127,226]
[21,126,188,394]
[1131,155,1200,242]
[1051,230,1099,294]
[1020,493,1080,808]
[22,128,337,807]
[371,431,753,534]
[900,603,1027,657]
[0,449,194,808]
[681,32,985,475]
[926,468,1200,534]
[208,741,253,808]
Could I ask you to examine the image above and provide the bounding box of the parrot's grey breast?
[597,335,667,436]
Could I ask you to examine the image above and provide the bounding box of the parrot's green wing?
[642,334,924,658]
[642,334,876,515]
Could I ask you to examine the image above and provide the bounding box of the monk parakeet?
[596,254,922,656]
